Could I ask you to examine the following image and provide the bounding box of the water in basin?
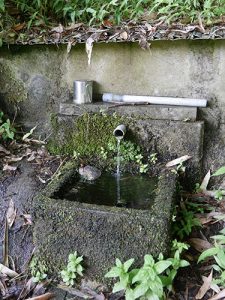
[63,173,158,210]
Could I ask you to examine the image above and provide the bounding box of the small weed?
[171,162,186,175]
[30,257,48,283]
[148,153,158,165]
[172,202,201,240]
[105,241,189,300]
[99,140,157,174]
[0,111,15,141]
[139,163,148,174]
[73,150,81,160]
[60,251,84,286]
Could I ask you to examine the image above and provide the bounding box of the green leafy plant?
[100,140,153,174]
[212,166,225,177]
[0,111,15,141]
[2,0,225,33]
[211,166,225,200]
[198,229,225,287]
[60,251,84,286]
[30,257,48,283]
[148,153,158,165]
[105,242,189,300]
[0,0,4,12]
[160,240,189,290]
[172,202,201,239]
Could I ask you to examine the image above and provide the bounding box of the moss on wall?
[0,60,27,103]
[47,112,133,157]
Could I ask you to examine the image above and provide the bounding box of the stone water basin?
[34,161,177,283]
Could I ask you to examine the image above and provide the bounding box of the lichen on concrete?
[0,60,27,103]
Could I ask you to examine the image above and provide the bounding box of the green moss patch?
[48,112,132,157]
[0,60,27,103]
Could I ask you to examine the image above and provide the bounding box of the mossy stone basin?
[33,161,177,283]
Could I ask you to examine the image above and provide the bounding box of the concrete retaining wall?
[0,40,225,176]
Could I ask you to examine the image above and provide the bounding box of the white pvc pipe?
[102,93,207,107]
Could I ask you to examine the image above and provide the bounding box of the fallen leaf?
[200,170,211,191]
[24,138,46,145]
[27,151,37,162]
[26,292,55,300]
[18,278,36,300]
[37,176,46,184]
[208,289,225,300]
[50,23,63,33]
[6,155,24,163]
[210,283,221,294]
[22,126,37,140]
[12,22,25,31]
[6,199,17,228]
[120,31,128,40]
[32,280,49,297]
[102,19,113,27]
[196,270,213,299]
[189,238,212,253]
[22,214,33,226]
[65,22,83,30]
[86,36,94,65]
[0,264,19,278]
[3,219,8,267]
[3,164,17,171]
[0,279,7,297]
[166,155,192,167]
[145,23,153,31]
[0,145,10,155]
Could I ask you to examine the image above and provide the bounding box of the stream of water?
[116,138,122,206]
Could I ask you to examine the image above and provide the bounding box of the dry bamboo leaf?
[65,22,83,30]
[3,164,17,171]
[166,155,192,167]
[6,199,17,228]
[0,279,7,297]
[210,283,220,294]
[18,278,36,300]
[200,170,211,191]
[23,138,46,145]
[86,36,94,65]
[208,289,225,300]
[3,219,8,267]
[0,264,19,278]
[22,126,37,140]
[196,270,213,299]
[6,156,24,162]
[25,292,55,300]
[189,238,212,253]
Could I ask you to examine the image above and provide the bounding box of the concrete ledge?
[59,102,197,121]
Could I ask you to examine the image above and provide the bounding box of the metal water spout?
[113,124,126,140]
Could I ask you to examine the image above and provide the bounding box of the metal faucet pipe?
[113,124,126,139]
